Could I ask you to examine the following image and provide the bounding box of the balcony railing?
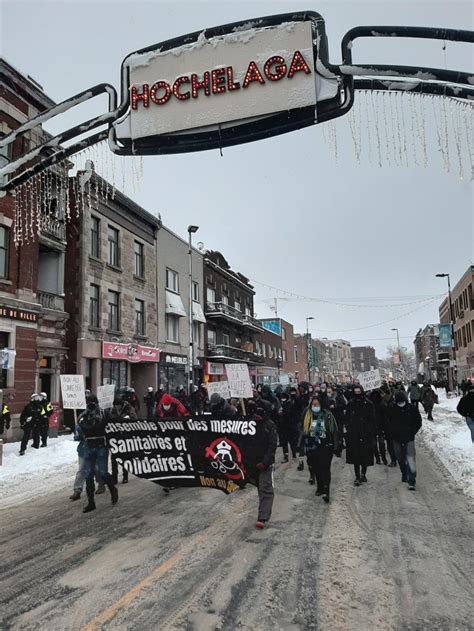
[39,214,66,241]
[205,302,263,331]
[38,291,65,311]
[207,344,264,364]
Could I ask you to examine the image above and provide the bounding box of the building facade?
[1,60,69,439]
[156,226,205,392]
[351,346,378,374]
[65,172,160,397]
[413,324,445,382]
[204,250,263,382]
[255,323,283,385]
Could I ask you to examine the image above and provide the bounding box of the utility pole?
[436,273,459,393]
[306,316,314,382]
[187,225,199,396]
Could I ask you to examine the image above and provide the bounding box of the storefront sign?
[105,415,262,494]
[261,319,281,336]
[0,306,38,322]
[162,354,188,367]
[438,324,452,348]
[102,342,160,363]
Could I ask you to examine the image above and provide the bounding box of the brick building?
[413,325,445,382]
[1,59,69,439]
[65,170,160,396]
[255,323,283,385]
[351,346,378,373]
[204,250,263,382]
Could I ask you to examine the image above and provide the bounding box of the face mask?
[163,404,171,411]
[312,406,321,414]
[397,402,406,408]
[354,392,362,398]
[320,386,326,392]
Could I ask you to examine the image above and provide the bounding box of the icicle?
[364,91,372,165]
[348,107,361,163]
[408,93,419,166]
[442,95,450,173]
[370,93,383,168]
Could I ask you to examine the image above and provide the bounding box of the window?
[207,328,217,345]
[90,216,100,258]
[222,294,229,305]
[102,360,127,389]
[84,358,92,392]
[89,284,100,328]
[166,268,178,292]
[108,290,120,331]
[222,333,230,346]
[283,349,287,362]
[294,347,299,362]
[282,327,286,340]
[193,321,201,348]
[245,306,252,316]
[207,287,216,303]
[0,143,10,187]
[107,226,120,267]
[0,227,8,279]
[165,314,179,342]
[134,241,144,278]
[192,281,199,302]
[134,299,145,336]
[262,343,266,358]
[235,297,241,312]
[0,331,9,388]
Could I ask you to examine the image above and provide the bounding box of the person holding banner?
[302,396,340,503]
[345,385,377,486]
[253,399,278,529]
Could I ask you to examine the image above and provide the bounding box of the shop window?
[90,216,100,258]
[107,225,120,267]
[135,299,145,336]
[166,268,178,293]
[108,290,120,331]
[102,360,127,388]
[192,282,199,302]
[166,314,179,342]
[207,328,216,346]
[89,284,100,328]
[0,227,9,279]
[0,331,9,388]
[134,241,144,278]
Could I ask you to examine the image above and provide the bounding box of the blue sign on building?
[261,319,281,336]
[439,324,452,348]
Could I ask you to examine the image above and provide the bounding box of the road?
[1,444,473,631]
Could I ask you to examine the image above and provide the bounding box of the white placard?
[60,375,86,409]
[97,384,116,410]
[207,362,225,376]
[206,380,231,399]
[225,364,253,399]
[280,373,290,386]
[358,369,382,392]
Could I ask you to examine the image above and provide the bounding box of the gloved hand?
[256,462,266,471]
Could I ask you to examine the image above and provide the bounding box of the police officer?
[39,392,53,447]
[0,399,11,435]
[19,394,46,455]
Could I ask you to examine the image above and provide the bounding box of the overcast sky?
[2,0,473,357]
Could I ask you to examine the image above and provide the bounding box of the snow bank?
[419,390,473,500]
[0,434,78,509]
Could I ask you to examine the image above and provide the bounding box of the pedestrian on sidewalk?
[388,391,422,491]
[77,395,118,513]
[19,394,46,455]
[302,396,340,503]
[421,382,438,421]
[456,382,474,443]
[252,399,278,529]
[345,385,376,486]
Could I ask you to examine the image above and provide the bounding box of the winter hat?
[161,394,173,406]
[210,393,223,406]
[394,391,407,403]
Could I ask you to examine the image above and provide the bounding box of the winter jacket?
[407,384,421,403]
[260,385,282,423]
[20,402,46,428]
[0,404,11,433]
[144,392,155,414]
[78,405,108,445]
[302,408,339,454]
[344,397,377,466]
[156,394,190,418]
[457,392,474,418]
[209,394,236,419]
[421,386,438,407]
[253,416,278,469]
[368,390,388,435]
[280,398,300,430]
[109,401,138,422]
[387,403,422,443]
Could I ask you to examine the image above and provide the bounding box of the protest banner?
[97,384,116,410]
[225,364,253,399]
[206,380,231,399]
[357,368,382,392]
[105,415,261,494]
[60,375,86,409]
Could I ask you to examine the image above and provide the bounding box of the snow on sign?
[113,12,346,154]
[225,364,253,399]
[358,369,382,392]
[60,375,86,410]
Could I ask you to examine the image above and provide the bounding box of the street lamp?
[391,327,402,377]
[436,273,458,393]
[187,225,199,395]
[306,316,314,382]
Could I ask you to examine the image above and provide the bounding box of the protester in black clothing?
[209,393,236,419]
[189,384,209,415]
[457,382,474,443]
[155,385,166,406]
[144,387,155,419]
[388,391,422,490]
[109,395,137,484]
[19,394,46,455]
[345,385,377,486]
[251,399,278,529]
[279,391,300,462]
[327,397,346,450]
[368,389,389,465]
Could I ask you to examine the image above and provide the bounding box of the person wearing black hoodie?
[279,391,300,462]
[252,399,278,530]
[345,385,377,486]
[388,390,422,490]
[457,381,474,442]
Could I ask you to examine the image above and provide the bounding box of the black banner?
[105,416,259,494]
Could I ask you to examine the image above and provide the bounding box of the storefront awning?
[165,290,186,317]
[192,301,206,324]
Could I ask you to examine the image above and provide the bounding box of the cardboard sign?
[60,375,86,409]
[225,364,253,399]
[97,384,116,410]
[358,369,382,392]
[206,381,231,400]
[106,416,264,494]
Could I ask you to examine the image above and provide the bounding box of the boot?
[382,457,388,465]
[96,484,106,495]
[108,484,119,505]
[281,454,289,464]
[322,493,330,503]
[297,460,304,471]
[70,490,81,501]
[83,500,96,513]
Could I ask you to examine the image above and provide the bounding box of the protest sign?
[97,384,116,410]
[206,380,231,399]
[225,364,253,399]
[60,375,86,409]
[105,415,261,494]
[358,369,382,392]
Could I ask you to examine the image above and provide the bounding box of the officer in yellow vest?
[40,392,53,447]
[0,401,10,435]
